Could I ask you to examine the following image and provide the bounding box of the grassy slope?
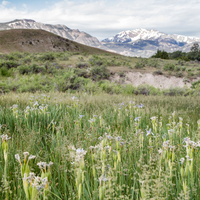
[0,29,116,55]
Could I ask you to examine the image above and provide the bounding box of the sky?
[0,0,200,40]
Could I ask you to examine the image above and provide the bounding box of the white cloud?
[1,1,9,6]
[0,0,200,40]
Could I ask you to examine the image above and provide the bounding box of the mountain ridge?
[0,19,105,49]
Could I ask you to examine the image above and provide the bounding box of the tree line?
[152,43,200,61]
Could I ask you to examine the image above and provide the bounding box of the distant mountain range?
[0,19,200,57]
[102,29,200,57]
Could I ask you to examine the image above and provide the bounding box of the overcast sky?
[0,0,200,40]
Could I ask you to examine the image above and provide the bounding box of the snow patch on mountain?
[102,28,200,44]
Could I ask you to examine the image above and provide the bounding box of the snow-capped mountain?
[0,19,104,48]
[102,28,200,57]
[103,28,200,44]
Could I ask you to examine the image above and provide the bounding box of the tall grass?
[0,93,200,199]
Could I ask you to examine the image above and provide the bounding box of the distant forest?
[152,43,200,61]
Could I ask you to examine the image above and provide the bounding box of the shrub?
[76,63,89,69]
[74,68,88,78]
[118,71,126,77]
[134,62,145,69]
[163,63,175,71]
[89,55,105,66]
[148,59,160,68]
[30,63,45,73]
[59,55,69,61]
[175,71,183,77]
[0,61,19,69]
[89,65,110,80]
[191,79,200,89]
[153,70,163,75]
[45,62,62,74]
[18,65,31,75]
[37,52,55,61]
[175,66,182,72]
[0,66,11,76]
[178,60,185,66]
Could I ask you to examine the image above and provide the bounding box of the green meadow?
[1,92,200,199]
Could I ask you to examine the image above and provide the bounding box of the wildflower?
[150,116,157,120]
[180,158,185,165]
[89,118,95,123]
[163,140,170,149]
[134,117,141,122]
[138,104,144,108]
[15,154,21,165]
[33,101,39,107]
[72,96,78,100]
[168,129,175,135]
[185,156,193,161]
[23,173,28,181]
[179,117,183,121]
[158,149,163,155]
[106,134,113,140]
[47,161,53,167]
[23,152,29,160]
[98,136,103,140]
[115,136,122,141]
[28,155,36,160]
[146,128,153,136]
[79,115,84,118]
[99,174,107,185]
[1,134,11,141]
[76,148,87,157]
[169,145,175,150]
[37,161,43,169]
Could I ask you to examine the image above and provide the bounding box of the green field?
[0,51,200,96]
[1,92,200,199]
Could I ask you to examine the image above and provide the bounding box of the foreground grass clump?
[0,93,200,199]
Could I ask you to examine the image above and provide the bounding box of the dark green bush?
[74,68,88,78]
[89,55,105,66]
[153,70,163,75]
[175,71,183,77]
[30,63,45,73]
[18,65,31,75]
[90,65,110,80]
[0,66,11,76]
[134,62,145,69]
[118,71,126,77]
[163,63,175,71]
[148,59,159,68]
[37,52,55,61]
[0,61,19,69]
[76,63,89,69]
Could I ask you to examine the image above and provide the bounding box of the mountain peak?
[102,28,200,44]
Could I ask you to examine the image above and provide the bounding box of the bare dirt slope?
[112,72,198,89]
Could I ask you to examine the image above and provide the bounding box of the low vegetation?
[0,93,200,199]
[0,51,200,95]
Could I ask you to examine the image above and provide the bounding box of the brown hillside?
[0,29,114,54]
